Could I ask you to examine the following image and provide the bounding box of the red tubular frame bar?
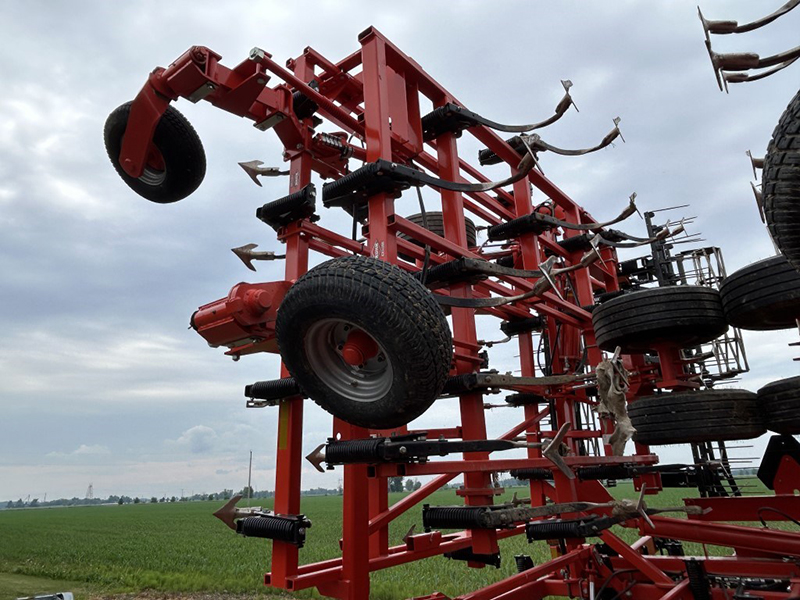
[121,27,800,600]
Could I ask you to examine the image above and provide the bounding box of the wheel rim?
[304,319,393,403]
[138,146,167,186]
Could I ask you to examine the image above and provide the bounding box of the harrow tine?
[746,150,764,179]
[238,160,290,187]
[543,423,575,480]
[751,182,765,223]
[306,444,327,473]
[231,243,286,271]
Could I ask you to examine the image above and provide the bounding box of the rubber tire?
[763,90,800,270]
[275,255,453,429]
[104,101,206,203]
[591,286,728,353]
[719,255,800,330]
[398,212,477,261]
[758,376,800,435]
[629,389,764,446]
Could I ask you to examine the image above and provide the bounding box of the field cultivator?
[107,23,800,600]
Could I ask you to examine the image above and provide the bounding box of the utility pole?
[247,450,253,507]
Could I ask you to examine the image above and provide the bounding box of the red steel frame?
[120,27,800,600]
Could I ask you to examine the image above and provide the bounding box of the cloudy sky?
[1,1,798,502]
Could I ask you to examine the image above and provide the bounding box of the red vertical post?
[341,422,371,600]
[436,123,497,558]
[511,178,548,506]
[269,53,313,583]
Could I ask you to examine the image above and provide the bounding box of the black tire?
[719,255,800,330]
[275,255,453,429]
[104,101,206,203]
[758,376,800,435]
[398,212,477,261]
[591,286,727,353]
[763,90,800,270]
[629,389,764,446]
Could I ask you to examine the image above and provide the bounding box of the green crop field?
[0,481,767,600]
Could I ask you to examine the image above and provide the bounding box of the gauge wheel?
[591,286,727,353]
[758,376,800,435]
[763,90,800,271]
[104,101,206,203]
[719,255,800,330]
[276,255,453,429]
[629,389,764,446]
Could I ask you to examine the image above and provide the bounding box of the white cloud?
[46,444,111,458]
[168,425,219,454]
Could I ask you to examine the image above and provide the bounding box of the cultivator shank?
[108,24,800,600]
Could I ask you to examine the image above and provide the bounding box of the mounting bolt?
[190,46,206,64]
[249,47,267,62]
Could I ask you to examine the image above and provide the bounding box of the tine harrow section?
[107,25,800,600]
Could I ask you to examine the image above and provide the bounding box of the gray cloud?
[1,0,798,500]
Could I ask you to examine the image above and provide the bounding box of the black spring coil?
[514,554,534,573]
[510,468,553,481]
[500,316,545,337]
[256,184,316,231]
[488,212,554,242]
[442,373,479,395]
[245,377,301,401]
[505,393,547,407]
[237,515,308,547]
[685,559,711,600]
[526,519,584,541]
[322,162,385,204]
[423,506,488,531]
[576,465,632,481]
[324,438,384,464]
[495,255,516,268]
[478,136,526,166]
[412,259,466,285]
[292,86,319,120]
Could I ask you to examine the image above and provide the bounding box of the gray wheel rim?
[139,165,166,186]
[304,318,393,403]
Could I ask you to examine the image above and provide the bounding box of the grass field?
[0,482,764,600]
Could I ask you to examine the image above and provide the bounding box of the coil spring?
[576,465,632,481]
[510,468,553,481]
[478,136,525,166]
[525,519,586,541]
[317,132,353,159]
[256,184,316,232]
[413,259,466,285]
[322,161,386,205]
[488,211,559,242]
[245,377,301,401]
[501,316,545,337]
[324,438,384,464]
[685,559,711,600]
[496,255,516,268]
[442,373,479,395]
[505,393,547,407]
[237,515,309,547]
[423,505,488,531]
[292,84,319,120]
[514,554,534,573]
